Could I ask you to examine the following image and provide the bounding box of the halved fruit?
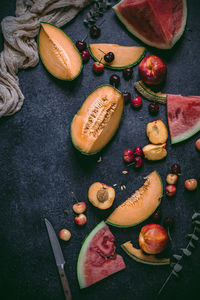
[146,120,168,144]
[121,241,169,265]
[71,85,124,155]
[143,144,167,161]
[77,221,126,288]
[134,81,167,104]
[88,44,145,69]
[106,171,162,227]
[38,22,82,80]
[88,182,115,210]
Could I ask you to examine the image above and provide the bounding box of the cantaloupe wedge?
[106,171,162,227]
[38,22,82,80]
[88,44,145,69]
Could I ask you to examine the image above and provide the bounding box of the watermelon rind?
[77,221,106,289]
[171,121,200,144]
[113,0,187,50]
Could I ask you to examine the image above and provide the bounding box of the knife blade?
[45,218,72,300]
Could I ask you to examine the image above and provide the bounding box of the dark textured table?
[0,1,200,300]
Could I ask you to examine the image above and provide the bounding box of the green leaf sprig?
[156,212,200,299]
[84,0,112,26]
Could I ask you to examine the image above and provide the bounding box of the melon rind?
[134,81,167,104]
[88,44,146,70]
[171,120,200,144]
[77,221,106,289]
[113,0,187,50]
[106,171,162,228]
[121,241,170,265]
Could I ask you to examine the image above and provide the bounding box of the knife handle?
[58,266,72,300]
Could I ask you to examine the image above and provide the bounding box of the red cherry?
[92,62,104,74]
[59,229,71,241]
[123,149,134,163]
[73,202,87,214]
[81,50,90,63]
[133,146,143,157]
[131,96,142,109]
[133,156,143,169]
[152,209,161,222]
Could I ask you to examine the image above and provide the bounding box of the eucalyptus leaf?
[189,241,195,248]
[193,220,200,225]
[172,270,179,278]
[173,254,182,261]
[192,212,200,220]
[195,227,200,233]
[191,234,199,241]
[170,262,176,268]
[173,264,183,273]
[181,248,191,256]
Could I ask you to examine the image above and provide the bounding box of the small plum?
[184,179,197,191]
[59,229,71,241]
[195,139,200,151]
[73,202,87,214]
[74,214,87,226]
[166,185,176,196]
[166,174,178,185]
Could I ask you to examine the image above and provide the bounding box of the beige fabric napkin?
[0,0,91,117]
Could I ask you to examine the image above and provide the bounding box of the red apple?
[138,55,167,86]
[139,224,169,254]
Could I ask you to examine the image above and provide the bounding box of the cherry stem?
[98,19,105,27]
[98,48,106,55]
[124,79,131,93]
[71,191,79,203]
[82,33,88,42]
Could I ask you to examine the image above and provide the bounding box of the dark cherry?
[133,146,143,157]
[81,50,90,63]
[163,217,174,230]
[90,25,101,38]
[133,156,143,169]
[152,209,161,222]
[76,40,86,52]
[171,163,181,175]
[122,92,131,104]
[104,52,115,63]
[123,67,133,80]
[110,74,120,87]
[148,103,159,115]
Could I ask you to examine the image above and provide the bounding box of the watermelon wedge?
[77,221,126,288]
[167,94,200,144]
[113,0,187,49]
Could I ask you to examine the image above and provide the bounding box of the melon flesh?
[89,44,145,69]
[77,221,126,288]
[113,0,187,49]
[167,94,200,144]
[106,171,162,227]
[38,22,82,80]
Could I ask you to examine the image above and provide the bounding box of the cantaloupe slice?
[121,241,169,265]
[88,44,145,69]
[106,171,162,227]
[38,22,82,80]
[134,81,167,104]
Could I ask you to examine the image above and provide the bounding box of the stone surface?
[0,1,200,300]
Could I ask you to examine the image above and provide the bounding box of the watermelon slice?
[77,221,126,288]
[167,94,200,144]
[113,0,187,49]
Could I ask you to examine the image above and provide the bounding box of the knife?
[45,218,72,300]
